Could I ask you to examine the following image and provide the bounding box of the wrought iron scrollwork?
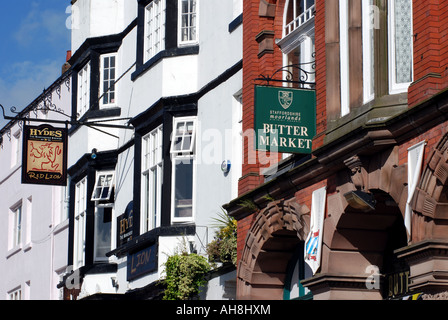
[256,53,316,88]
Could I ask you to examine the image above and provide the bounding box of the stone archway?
[236,199,310,300]
[304,146,410,299]
[411,134,448,242]
[397,133,448,296]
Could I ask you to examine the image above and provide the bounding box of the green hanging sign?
[254,85,316,154]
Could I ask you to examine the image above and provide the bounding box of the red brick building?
[224,0,448,300]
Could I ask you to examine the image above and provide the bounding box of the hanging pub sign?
[21,124,68,186]
[254,85,316,154]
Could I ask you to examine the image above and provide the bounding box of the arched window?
[284,0,315,37]
[278,0,315,87]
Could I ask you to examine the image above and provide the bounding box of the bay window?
[94,207,112,262]
[170,117,197,222]
[179,0,198,45]
[388,0,413,94]
[74,177,87,269]
[100,53,117,107]
[339,0,350,116]
[144,0,166,62]
[91,171,114,262]
[77,62,91,119]
[362,0,375,103]
[279,0,315,87]
[142,125,163,232]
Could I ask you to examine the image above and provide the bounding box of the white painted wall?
[71,0,135,55]
[0,77,71,300]
[69,0,243,299]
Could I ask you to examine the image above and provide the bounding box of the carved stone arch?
[309,147,409,299]
[237,199,310,300]
[327,147,409,236]
[412,134,448,242]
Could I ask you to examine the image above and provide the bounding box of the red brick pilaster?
[409,0,448,107]
[313,0,327,151]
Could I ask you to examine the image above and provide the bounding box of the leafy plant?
[238,199,258,211]
[207,209,238,267]
[163,250,210,300]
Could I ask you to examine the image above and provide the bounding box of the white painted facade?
[66,0,242,299]
[0,0,242,300]
[0,75,72,300]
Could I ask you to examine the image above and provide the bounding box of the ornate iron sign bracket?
[255,56,316,88]
[0,103,134,131]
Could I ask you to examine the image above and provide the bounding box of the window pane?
[14,206,22,246]
[394,0,413,84]
[92,173,114,201]
[142,126,163,231]
[94,207,112,261]
[174,159,193,218]
[180,0,197,42]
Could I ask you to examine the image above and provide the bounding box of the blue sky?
[0,0,71,128]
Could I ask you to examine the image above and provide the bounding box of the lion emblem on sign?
[28,141,62,172]
[278,90,293,110]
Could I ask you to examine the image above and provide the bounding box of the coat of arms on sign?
[278,90,293,110]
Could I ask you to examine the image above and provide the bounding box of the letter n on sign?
[21,124,68,186]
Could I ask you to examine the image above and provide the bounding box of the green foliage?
[162,209,237,300]
[207,209,238,267]
[238,199,258,211]
[163,251,211,300]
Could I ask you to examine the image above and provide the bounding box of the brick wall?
[239,0,284,196]
[409,0,448,107]
[313,0,327,150]
[239,0,327,195]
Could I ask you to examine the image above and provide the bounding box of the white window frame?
[10,203,22,249]
[77,61,91,119]
[339,0,350,116]
[99,53,117,108]
[170,117,197,223]
[93,206,112,263]
[170,117,197,154]
[388,0,414,94]
[144,0,166,62]
[178,0,199,46]
[8,287,22,300]
[362,0,375,104]
[91,171,115,202]
[25,197,32,246]
[11,130,21,169]
[74,177,87,269]
[283,0,316,38]
[142,125,163,232]
[279,0,315,91]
